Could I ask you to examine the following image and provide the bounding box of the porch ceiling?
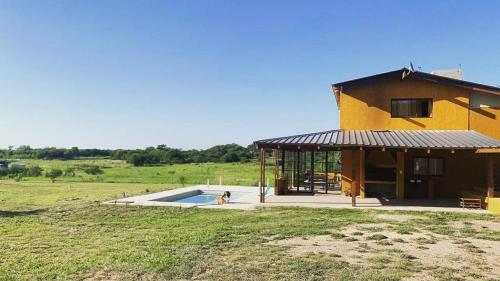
[254,129,500,150]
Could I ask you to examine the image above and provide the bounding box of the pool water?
[152,189,248,205]
[174,193,218,204]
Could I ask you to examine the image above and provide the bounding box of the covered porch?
[255,130,500,210]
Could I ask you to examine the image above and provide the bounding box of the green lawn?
[1,181,499,280]
[9,159,274,186]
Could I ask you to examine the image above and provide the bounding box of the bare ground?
[268,222,500,280]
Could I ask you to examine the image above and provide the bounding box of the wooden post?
[259,148,265,203]
[297,150,301,192]
[487,155,495,198]
[359,148,365,198]
[281,149,286,178]
[396,151,405,200]
[292,151,296,189]
[325,151,329,194]
[352,149,359,196]
[351,180,357,207]
[310,151,314,193]
[273,149,279,181]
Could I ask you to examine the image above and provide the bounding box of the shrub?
[8,165,25,175]
[46,168,63,182]
[26,165,43,177]
[81,165,103,175]
[0,167,8,177]
[64,167,76,177]
[179,175,186,186]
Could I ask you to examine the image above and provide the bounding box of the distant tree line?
[0,145,111,160]
[0,164,103,182]
[0,144,259,166]
[111,144,258,166]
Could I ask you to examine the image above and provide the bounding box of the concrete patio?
[106,185,491,213]
[263,191,489,213]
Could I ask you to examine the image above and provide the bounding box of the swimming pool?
[151,189,247,205]
[105,185,269,209]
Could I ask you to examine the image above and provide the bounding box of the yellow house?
[254,67,500,210]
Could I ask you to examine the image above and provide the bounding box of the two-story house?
[254,67,500,211]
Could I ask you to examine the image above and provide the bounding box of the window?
[413,157,444,176]
[391,99,432,117]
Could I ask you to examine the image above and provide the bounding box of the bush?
[179,175,186,186]
[8,165,25,175]
[0,167,8,177]
[26,165,43,177]
[81,165,103,175]
[63,167,76,177]
[46,168,63,182]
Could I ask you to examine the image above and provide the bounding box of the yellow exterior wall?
[337,75,499,200]
[488,198,500,214]
[341,150,353,195]
[470,107,500,140]
[340,78,470,130]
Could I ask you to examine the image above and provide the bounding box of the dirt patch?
[269,234,379,265]
[267,224,500,280]
[449,219,500,232]
[375,214,427,222]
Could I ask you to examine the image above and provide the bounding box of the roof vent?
[431,68,463,80]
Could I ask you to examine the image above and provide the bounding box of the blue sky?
[0,1,499,149]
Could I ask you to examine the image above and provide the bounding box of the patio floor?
[263,191,489,213]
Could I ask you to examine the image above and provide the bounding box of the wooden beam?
[476,148,500,154]
[396,151,405,200]
[359,149,365,198]
[487,155,495,198]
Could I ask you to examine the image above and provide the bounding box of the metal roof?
[254,130,500,150]
[331,68,500,109]
[332,68,500,94]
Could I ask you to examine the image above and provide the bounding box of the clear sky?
[0,1,499,149]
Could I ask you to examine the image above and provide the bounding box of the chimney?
[431,68,463,80]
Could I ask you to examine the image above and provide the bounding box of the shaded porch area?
[254,129,500,211]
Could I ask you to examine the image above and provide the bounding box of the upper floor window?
[391,99,432,118]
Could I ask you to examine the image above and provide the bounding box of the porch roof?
[254,129,500,150]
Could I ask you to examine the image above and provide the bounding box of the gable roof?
[331,68,500,108]
[254,129,500,150]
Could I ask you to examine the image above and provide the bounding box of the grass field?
[7,159,273,186]
[1,180,499,281]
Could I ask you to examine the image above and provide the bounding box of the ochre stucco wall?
[339,78,470,130]
[488,198,500,214]
[470,107,500,140]
[337,76,499,199]
[341,150,353,195]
